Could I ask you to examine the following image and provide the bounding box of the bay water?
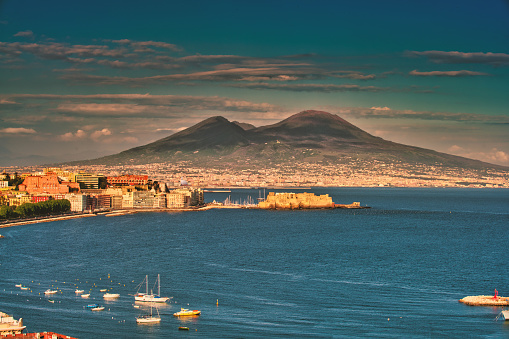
[1,188,508,338]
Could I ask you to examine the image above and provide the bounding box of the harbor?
[1,188,507,337]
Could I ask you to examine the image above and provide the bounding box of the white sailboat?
[134,274,170,303]
[136,305,161,324]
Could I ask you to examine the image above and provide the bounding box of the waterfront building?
[96,195,112,209]
[65,194,87,212]
[104,187,123,196]
[111,195,122,209]
[258,192,334,209]
[18,175,80,195]
[121,191,134,209]
[0,181,8,189]
[171,187,204,206]
[106,174,150,187]
[132,190,155,208]
[8,195,31,207]
[153,193,167,208]
[86,195,97,211]
[74,173,105,189]
[31,195,51,203]
[166,192,186,208]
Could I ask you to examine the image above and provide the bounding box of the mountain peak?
[252,110,377,144]
[282,110,357,128]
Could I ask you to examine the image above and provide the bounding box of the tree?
[0,205,16,219]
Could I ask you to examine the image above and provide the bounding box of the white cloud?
[0,99,18,104]
[60,129,86,141]
[90,128,112,140]
[0,127,36,134]
[448,146,509,166]
[409,69,490,77]
[14,30,34,38]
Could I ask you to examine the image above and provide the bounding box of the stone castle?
[258,192,334,209]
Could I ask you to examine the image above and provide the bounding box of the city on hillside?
[0,160,507,218]
[0,167,204,216]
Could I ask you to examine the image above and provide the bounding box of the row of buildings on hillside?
[1,169,204,212]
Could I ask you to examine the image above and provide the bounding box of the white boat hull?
[136,316,161,324]
[134,294,170,303]
[502,310,509,321]
[134,274,170,303]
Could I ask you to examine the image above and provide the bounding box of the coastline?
[0,213,96,228]
[0,205,247,229]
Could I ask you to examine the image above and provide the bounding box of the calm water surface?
[1,188,508,338]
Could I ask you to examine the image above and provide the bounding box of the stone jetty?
[459,295,509,306]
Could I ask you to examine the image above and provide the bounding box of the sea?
[1,187,508,338]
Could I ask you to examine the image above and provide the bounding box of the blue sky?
[1,0,508,166]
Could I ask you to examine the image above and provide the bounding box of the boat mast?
[157,274,161,297]
[145,275,148,295]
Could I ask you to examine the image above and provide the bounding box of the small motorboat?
[48,299,55,303]
[178,327,190,331]
[103,293,120,299]
[20,286,29,290]
[81,294,90,298]
[15,284,22,288]
[44,289,57,294]
[91,306,105,311]
[86,304,99,308]
[173,308,201,317]
[99,289,108,292]
[75,289,84,294]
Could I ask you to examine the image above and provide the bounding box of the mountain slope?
[72,110,507,170]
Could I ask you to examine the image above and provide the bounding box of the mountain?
[73,110,506,171]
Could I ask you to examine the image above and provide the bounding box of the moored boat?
[103,293,120,299]
[15,284,22,288]
[134,274,171,303]
[173,308,201,316]
[0,311,25,335]
[75,289,84,294]
[44,289,57,294]
[136,306,161,324]
[502,310,509,321]
[20,286,29,290]
[91,306,105,311]
[81,293,90,298]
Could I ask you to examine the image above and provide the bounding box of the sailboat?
[136,305,161,324]
[134,274,171,303]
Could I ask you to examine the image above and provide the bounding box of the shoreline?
[0,202,373,229]
[0,205,249,229]
[0,213,96,228]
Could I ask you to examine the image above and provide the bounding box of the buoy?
[216,299,219,306]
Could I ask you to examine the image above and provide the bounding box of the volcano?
[73,110,506,171]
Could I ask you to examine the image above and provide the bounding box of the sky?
[1,0,508,167]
